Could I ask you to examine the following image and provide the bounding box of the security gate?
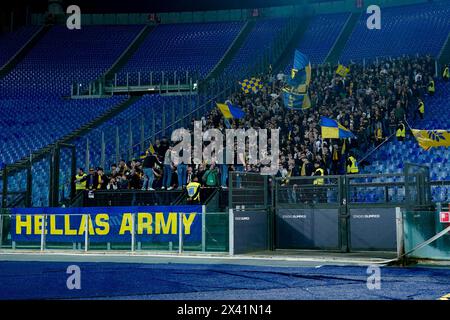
[229,167,431,253]
[273,170,430,252]
[274,175,344,251]
[228,172,270,254]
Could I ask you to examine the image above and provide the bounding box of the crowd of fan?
[74,56,440,192]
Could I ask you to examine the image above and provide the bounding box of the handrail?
[359,132,395,163]
[105,84,233,165]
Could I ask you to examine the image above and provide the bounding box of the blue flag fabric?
[282,89,311,110]
[288,50,311,89]
[217,102,245,119]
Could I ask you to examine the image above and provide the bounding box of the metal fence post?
[162,103,166,137]
[128,120,133,160]
[85,139,90,172]
[269,177,277,251]
[229,208,234,256]
[228,172,233,209]
[178,212,183,254]
[131,213,136,252]
[152,112,156,141]
[26,160,32,207]
[339,175,350,253]
[84,214,89,252]
[101,131,105,170]
[0,211,3,248]
[40,214,46,251]
[171,100,175,129]
[115,126,120,165]
[140,116,145,154]
[395,207,404,260]
[201,206,206,252]
[2,167,8,208]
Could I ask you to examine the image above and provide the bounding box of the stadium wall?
[28,0,436,26]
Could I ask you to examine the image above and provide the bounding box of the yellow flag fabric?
[336,64,350,77]
[217,103,233,119]
[140,143,156,159]
[411,129,450,151]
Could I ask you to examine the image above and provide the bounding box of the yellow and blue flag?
[240,77,263,94]
[320,117,355,139]
[140,143,155,159]
[336,64,350,77]
[148,143,155,154]
[216,102,245,119]
[282,88,311,110]
[288,50,311,90]
[411,129,450,151]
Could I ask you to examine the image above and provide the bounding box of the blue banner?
[10,205,203,243]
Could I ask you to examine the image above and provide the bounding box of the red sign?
[440,212,450,223]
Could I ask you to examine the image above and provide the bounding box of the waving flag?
[411,129,450,151]
[320,117,355,139]
[282,88,311,110]
[216,102,245,119]
[240,77,263,94]
[288,50,311,89]
[336,64,350,77]
[140,143,156,158]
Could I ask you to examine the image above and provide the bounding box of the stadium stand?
[290,13,350,67]
[1,2,450,208]
[0,25,143,97]
[363,79,450,202]
[71,94,204,169]
[116,22,245,84]
[222,18,288,77]
[0,25,143,205]
[0,96,126,165]
[0,26,40,68]
[340,2,450,63]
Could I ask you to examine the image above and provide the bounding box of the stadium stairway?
[222,17,294,80]
[0,25,51,79]
[324,12,360,65]
[204,20,256,82]
[438,33,450,66]
[101,24,156,83]
[361,80,450,203]
[115,21,245,85]
[339,2,450,63]
[273,16,312,72]
[4,96,141,172]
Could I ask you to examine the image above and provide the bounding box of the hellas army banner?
[11,205,202,243]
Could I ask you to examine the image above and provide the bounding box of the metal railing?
[100,83,235,168]
[71,71,199,98]
[1,143,76,209]
[272,171,431,209]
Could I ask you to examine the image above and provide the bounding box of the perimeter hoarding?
[10,205,202,243]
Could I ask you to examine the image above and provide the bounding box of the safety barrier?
[0,206,229,254]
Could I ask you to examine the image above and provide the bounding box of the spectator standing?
[202,162,219,187]
[142,151,159,191]
[162,146,173,190]
[74,168,87,194]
